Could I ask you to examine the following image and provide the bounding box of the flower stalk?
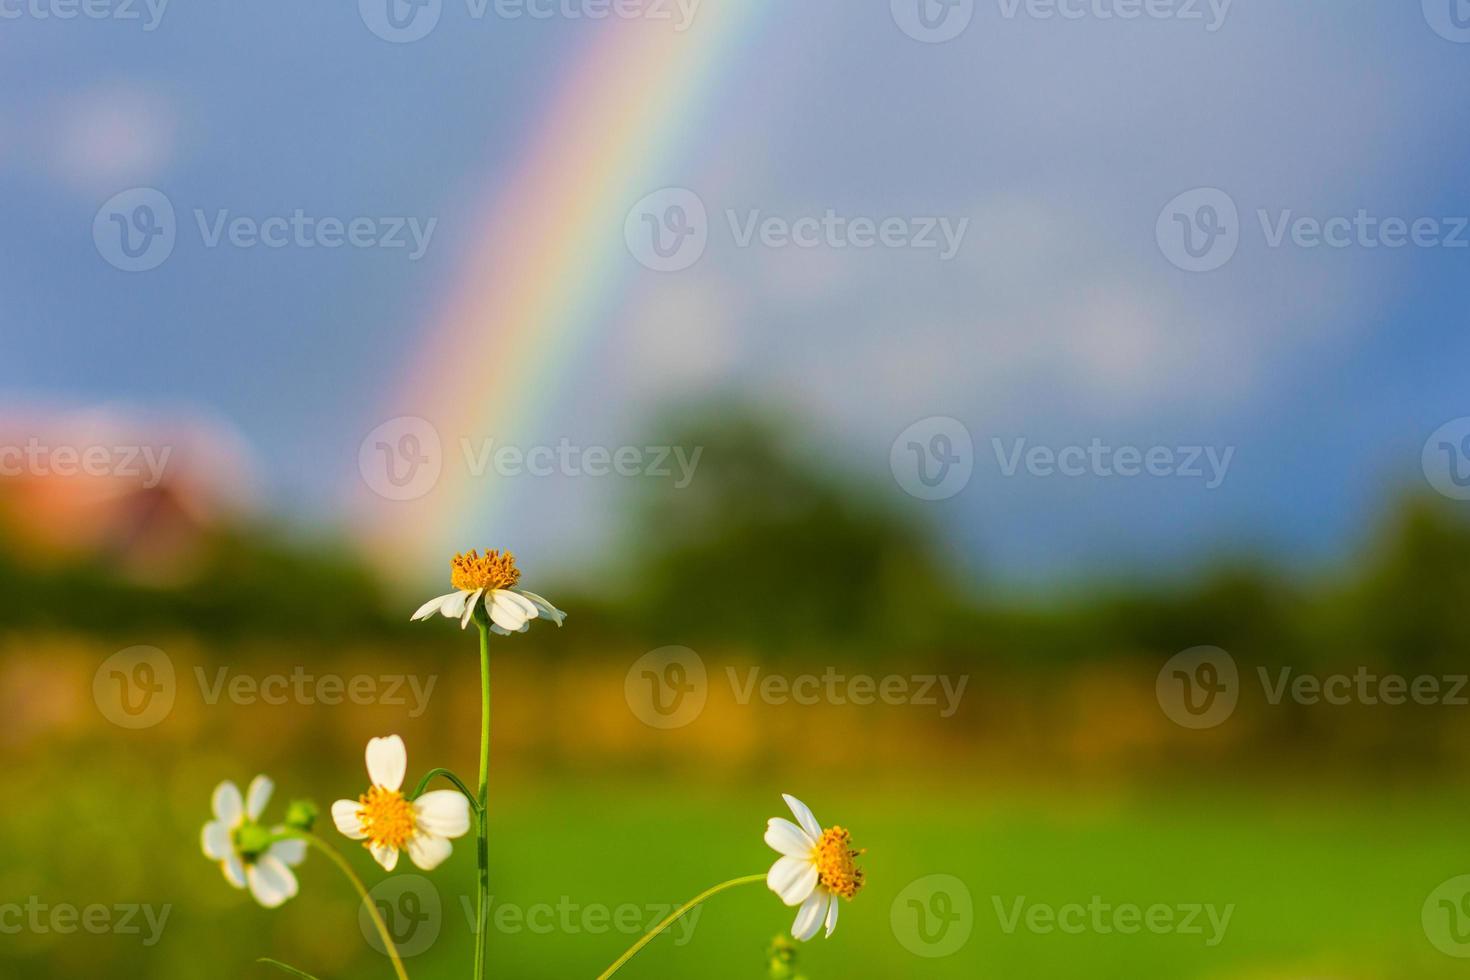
[594,874,767,980]
[199,550,576,979]
[409,768,481,813]
[289,831,410,980]
[196,550,861,980]
[473,616,492,980]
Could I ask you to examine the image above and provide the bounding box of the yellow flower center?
[815,827,865,900]
[450,549,521,592]
[357,786,416,851]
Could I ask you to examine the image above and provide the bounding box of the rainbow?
[362,7,765,580]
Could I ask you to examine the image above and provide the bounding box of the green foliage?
[2,400,1468,685]
[1349,496,1470,673]
[619,406,961,655]
[0,523,396,640]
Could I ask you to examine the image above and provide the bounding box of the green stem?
[473,619,491,980]
[294,832,410,980]
[409,767,481,813]
[594,874,766,980]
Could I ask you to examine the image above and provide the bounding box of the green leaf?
[256,958,324,980]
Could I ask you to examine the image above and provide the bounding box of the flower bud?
[766,935,803,979]
[284,799,319,833]
[234,822,274,860]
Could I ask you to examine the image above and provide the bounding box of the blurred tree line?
[613,404,1470,678]
[2,402,1467,683]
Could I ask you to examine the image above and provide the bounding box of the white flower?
[411,548,566,634]
[200,776,307,909]
[331,735,471,872]
[764,794,865,942]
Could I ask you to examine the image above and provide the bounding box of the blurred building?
[0,407,254,583]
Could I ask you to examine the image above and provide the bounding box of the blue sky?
[2,1,1468,586]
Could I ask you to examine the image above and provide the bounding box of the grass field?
[8,764,1468,979]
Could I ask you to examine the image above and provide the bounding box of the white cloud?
[45,81,178,192]
[617,273,741,393]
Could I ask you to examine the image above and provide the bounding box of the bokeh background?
[4,2,1470,977]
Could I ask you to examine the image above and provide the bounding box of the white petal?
[414,790,471,839]
[460,588,484,630]
[765,818,816,858]
[411,592,458,622]
[439,591,471,620]
[221,854,247,889]
[783,794,822,840]
[514,590,565,625]
[366,735,407,791]
[369,842,399,871]
[791,890,826,942]
[246,855,299,909]
[488,622,530,635]
[201,820,232,860]
[245,775,273,821]
[266,837,308,868]
[332,799,368,839]
[824,894,839,937]
[487,593,529,632]
[493,590,538,619]
[212,781,243,825]
[767,856,818,907]
[406,833,453,871]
